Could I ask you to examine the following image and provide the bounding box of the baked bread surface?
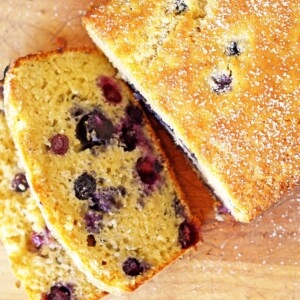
[83,0,300,222]
[0,106,105,300]
[4,48,200,294]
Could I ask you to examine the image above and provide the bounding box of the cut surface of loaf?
[4,48,200,294]
[82,0,300,222]
[0,103,105,299]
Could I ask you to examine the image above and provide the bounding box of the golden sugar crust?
[83,0,300,222]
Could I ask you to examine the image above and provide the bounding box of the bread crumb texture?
[0,109,105,299]
[4,49,199,294]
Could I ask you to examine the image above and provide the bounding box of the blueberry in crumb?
[91,189,116,212]
[11,173,29,192]
[120,124,138,151]
[122,257,146,276]
[85,111,113,143]
[212,71,233,94]
[226,41,241,56]
[84,210,103,233]
[76,110,114,150]
[31,232,45,250]
[74,172,96,200]
[90,186,124,212]
[175,0,188,14]
[126,104,143,125]
[97,76,122,104]
[136,157,163,186]
[87,234,96,247]
[49,134,69,155]
[45,284,71,300]
[178,220,200,249]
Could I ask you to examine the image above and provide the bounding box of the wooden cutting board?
[0,1,299,299]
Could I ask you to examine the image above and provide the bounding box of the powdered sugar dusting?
[2,0,294,297]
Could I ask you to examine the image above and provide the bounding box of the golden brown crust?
[83,0,300,222]
[10,47,99,69]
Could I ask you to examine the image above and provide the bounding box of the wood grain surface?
[0,1,299,299]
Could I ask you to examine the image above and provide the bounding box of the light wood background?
[0,1,299,299]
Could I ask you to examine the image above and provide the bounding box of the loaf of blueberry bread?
[4,49,200,294]
[83,0,300,222]
[0,99,106,299]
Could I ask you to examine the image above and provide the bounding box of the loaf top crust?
[83,0,300,222]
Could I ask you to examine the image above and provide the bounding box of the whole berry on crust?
[226,41,241,56]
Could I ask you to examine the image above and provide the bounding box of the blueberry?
[45,284,71,300]
[126,105,143,125]
[76,110,114,150]
[74,173,96,200]
[120,124,138,151]
[49,134,69,155]
[175,0,188,14]
[90,187,124,212]
[178,220,200,249]
[11,173,29,192]
[226,41,241,56]
[97,76,122,104]
[212,71,232,94]
[31,232,44,250]
[91,190,116,212]
[87,234,96,247]
[84,210,103,233]
[136,157,162,186]
[122,257,146,276]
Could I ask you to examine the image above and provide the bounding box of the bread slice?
[0,99,105,299]
[4,48,200,294]
[82,0,300,222]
